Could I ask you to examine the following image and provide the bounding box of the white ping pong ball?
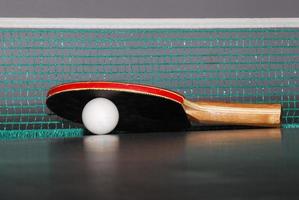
[82,98,119,135]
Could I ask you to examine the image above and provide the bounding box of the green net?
[0,27,298,139]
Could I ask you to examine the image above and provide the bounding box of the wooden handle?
[183,100,281,127]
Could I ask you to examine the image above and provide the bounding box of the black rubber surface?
[46,90,191,132]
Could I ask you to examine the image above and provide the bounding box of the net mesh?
[0,28,298,139]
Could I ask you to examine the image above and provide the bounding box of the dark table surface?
[1,128,299,200]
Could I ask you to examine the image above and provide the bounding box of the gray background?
[0,0,298,18]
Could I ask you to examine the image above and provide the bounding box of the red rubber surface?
[47,81,185,104]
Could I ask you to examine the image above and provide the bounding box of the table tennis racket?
[46,81,281,132]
